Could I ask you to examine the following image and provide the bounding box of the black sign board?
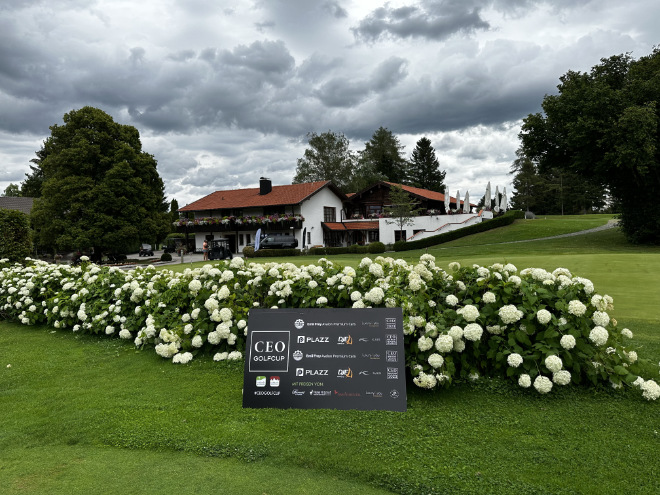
[243,308,407,411]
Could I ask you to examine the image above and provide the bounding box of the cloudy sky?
[1,0,657,207]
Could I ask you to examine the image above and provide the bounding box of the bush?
[249,248,300,258]
[241,246,255,258]
[160,253,172,262]
[367,241,386,254]
[0,208,32,262]
[394,210,524,251]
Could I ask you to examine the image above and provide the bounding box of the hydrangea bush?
[1,255,658,401]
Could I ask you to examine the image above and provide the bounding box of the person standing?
[202,239,209,261]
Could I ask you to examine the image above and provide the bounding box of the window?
[324,207,336,222]
[245,234,250,244]
[368,231,379,242]
[366,205,382,216]
[239,234,244,246]
[307,232,311,245]
[394,230,406,242]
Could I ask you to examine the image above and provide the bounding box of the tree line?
[292,127,447,193]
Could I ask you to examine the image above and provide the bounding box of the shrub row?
[308,242,386,256]
[393,210,525,252]
[242,247,301,258]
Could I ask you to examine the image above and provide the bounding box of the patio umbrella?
[444,185,450,214]
[464,191,470,213]
[501,187,507,212]
[255,228,262,251]
[455,190,460,213]
[484,181,491,209]
[494,185,500,210]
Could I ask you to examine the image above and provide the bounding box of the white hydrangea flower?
[213,352,228,361]
[413,371,437,389]
[453,339,466,352]
[640,380,660,401]
[625,350,638,363]
[621,328,633,339]
[518,374,531,388]
[507,353,523,368]
[448,326,463,341]
[468,372,479,381]
[445,294,459,306]
[592,311,610,327]
[545,355,563,373]
[589,326,609,347]
[173,352,193,364]
[227,351,242,360]
[364,287,384,305]
[536,309,552,325]
[192,335,204,348]
[434,335,454,353]
[567,300,587,317]
[482,291,496,304]
[350,291,362,302]
[463,323,483,341]
[508,275,522,287]
[533,375,553,394]
[560,334,576,350]
[417,336,434,352]
[188,279,202,293]
[457,304,479,322]
[553,370,571,385]
[499,305,523,324]
[352,300,365,308]
[428,353,444,369]
[448,262,460,271]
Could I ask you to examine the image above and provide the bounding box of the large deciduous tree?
[0,208,32,262]
[31,107,170,254]
[408,137,446,192]
[520,48,660,243]
[292,131,356,192]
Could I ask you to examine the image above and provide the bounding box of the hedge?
[393,210,524,252]
[242,247,301,258]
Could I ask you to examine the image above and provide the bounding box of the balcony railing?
[174,214,304,233]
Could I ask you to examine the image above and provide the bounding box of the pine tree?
[409,137,446,191]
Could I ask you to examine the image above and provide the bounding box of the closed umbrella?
[255,228,262,251]
[494,186,500,211]
[455,190,460,213]
[501,187,507,212]
[444,185,450,214]
[464,191,470,213]
[485,181,491,209]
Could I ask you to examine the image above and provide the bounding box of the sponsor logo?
[291,389,306,396]
[297,336,330,343]
[254,390,280,396]
[386,332,398,344]
[358,337,369,343]
[385,318,397,330]
[362,353,381,360]
[309,390,332,397]
[371,371,382,376]
[366,391,383,398]
[386,350,398,362]
[270,376,280,387]
[293,350,303,361]
[334,390,361,397]
[249,331,290,373]
[389,389,400,399]
[359,370,369,376]
[362,321,379,328]
[256,376,266,387]
[297,368,328,376]
[371,337,381,342]
[387,367,399,379]
[337,368,353,379]
[294,318,305,329]
[337,335,353,345]
[297,335,305,344]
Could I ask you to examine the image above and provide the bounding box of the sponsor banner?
[243,308,406,411]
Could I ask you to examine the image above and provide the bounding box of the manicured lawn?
[2,216,659,494]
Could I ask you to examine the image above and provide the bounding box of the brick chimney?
[259,177,272,195]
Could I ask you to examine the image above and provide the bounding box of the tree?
[2,183,21,197]
[520,48,660,243]
[408,137,446,191]
[292,131,356,192]
[30,107,170,255]
[384,185,421,240]
[0,208,32,262]
[170,198,180,224]
[360,127,410,185]
[20,157,45,198]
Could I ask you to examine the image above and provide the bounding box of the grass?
[2,215,660,494]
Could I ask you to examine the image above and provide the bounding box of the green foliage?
[241,246,255,257]
[307,245,369,256]
[520,48,660,242]
[357,127,409,186]
[0,208,32,261]
[384,184,421,233]
[250,248,300,257]
[30,107,170,254]
[408,137,446,192]
[2,183,21,197]
[160,253,172,262]
[367,241,386,253]
[394,210,524,251]
[292,131,356,192]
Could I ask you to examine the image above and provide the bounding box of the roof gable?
[0,197,34,215]
[180,181,346,212]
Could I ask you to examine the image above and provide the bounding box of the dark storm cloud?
[352,1,490,42]
[314,56,408,107]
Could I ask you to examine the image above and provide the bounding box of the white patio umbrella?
[463,190,470,213]
[444,185,451,214]
[455,190,460,213]
[501,187,507,212]
[484,181,491,209]
[494,185,500,211]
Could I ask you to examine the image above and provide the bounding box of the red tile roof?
[180,181,341,212]
[322,221,379,231]
[383,182,474,206]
